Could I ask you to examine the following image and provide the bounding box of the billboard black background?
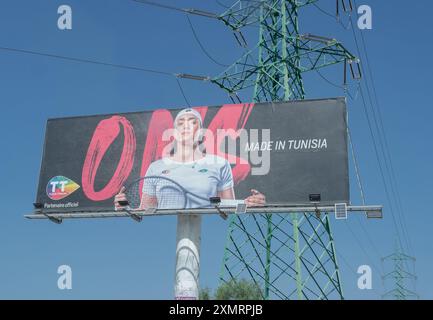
[36,98,349,213]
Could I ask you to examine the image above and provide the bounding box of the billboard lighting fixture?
[367,210,383,219]
[209,197,221,205]
[309,193,321,202]
[210,197,228,220]
[42,213,62,224]
[33,203,62,224]
[33,202,43,209]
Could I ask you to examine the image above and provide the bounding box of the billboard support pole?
[174,215,201,300]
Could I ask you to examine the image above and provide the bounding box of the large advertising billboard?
[35,98,349,213]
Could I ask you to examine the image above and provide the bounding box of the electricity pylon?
[211,0,360,300]
[382,243,418,300]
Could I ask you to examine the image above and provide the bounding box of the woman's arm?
[218,187,235,200]
[244,189,266,207]
[114,187,157,211]
[218,187,266,207]
[114,186,127,210]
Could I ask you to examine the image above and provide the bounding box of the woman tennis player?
[114,108,265,210]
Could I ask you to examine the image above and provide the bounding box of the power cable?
[186,15,229,67]
[0,45,173,76]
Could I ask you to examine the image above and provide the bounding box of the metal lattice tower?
[211,0,360,300]
[382,243,418,300]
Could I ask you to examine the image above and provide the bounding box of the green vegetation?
[199,279,263,300]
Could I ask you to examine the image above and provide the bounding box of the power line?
[348,127,384,265]
[186,15,229,67]
[0,45,173,76]
[307,55,382,267]
[312,2,351,30]
[358,82,405,252]
[0,45,212,110]
[175,77,191,107]
[307,53,385,269]
[131,0,237,66]
[131,0,219,19]
[131,0,188,14]
[344,220,382,274]
[337,12,406,252]
[346,13,413,257]
[313,2,335,19]
[130,0,260,34]
[306,54,359,100]
[310,9,405,267]
[336,251,382,299]
[348,128,366,205]
[307,38,385,269]
[346,120,385,269]
[215,0,230,9]
[342,17,410,276]
[312,66,356,100]
[352,0,414,256]
[357,76,410,257]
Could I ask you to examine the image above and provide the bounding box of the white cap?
[174,108,203,128]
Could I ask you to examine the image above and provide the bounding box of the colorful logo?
[46,176,80,200]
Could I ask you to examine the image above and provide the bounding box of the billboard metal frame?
[25,205,382,223]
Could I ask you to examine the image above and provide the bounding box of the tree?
[199,279,263,300]
[199,287,212,300]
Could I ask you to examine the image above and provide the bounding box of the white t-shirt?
[143,154,234,209]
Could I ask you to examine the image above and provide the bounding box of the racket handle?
[127,211,142,222]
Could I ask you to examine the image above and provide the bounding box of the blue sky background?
[0,0,431,299]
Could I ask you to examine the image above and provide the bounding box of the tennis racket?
[122,175,212,210]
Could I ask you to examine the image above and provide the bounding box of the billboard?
[35,98,349,213]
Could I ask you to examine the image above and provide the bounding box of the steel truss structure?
[213,0,361,300]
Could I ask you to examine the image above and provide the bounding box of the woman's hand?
[244,189,266,207]
[114,186,128,210]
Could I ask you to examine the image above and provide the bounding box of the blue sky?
[0,0,431,299]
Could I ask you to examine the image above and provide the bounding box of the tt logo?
[50,181,68,193]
